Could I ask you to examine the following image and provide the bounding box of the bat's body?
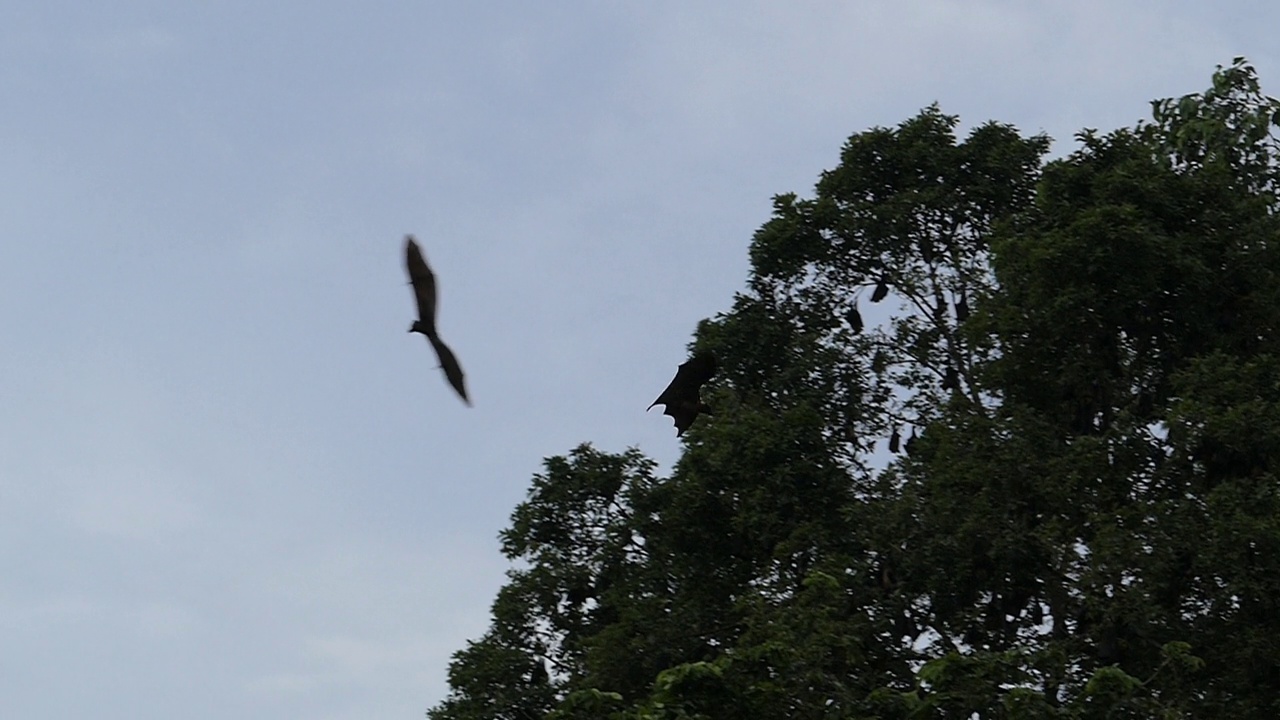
[648,352,717,436]
[870,277,889,303]
[405,235,470,405]
[847,302,864,333]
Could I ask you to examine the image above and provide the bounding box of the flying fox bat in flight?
[404,235,470,405]
[648,351,717,436]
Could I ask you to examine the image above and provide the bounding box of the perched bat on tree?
[846,302,864,334]
[889,427,901,454]
[955,291,970,323]
[904,427,917,456]
[870,277,889,303]
[529,659,549,685]
[941,364,958,392]
[648,351,717,436]
[405,235,470,405]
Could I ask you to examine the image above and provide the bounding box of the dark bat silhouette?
[955,292,970,323]
[904,427,917,456]
[941,364,958,391]
[870,277,889,303]
[846,302,864,333]
[405,235,470,405]
[889,427,901,454]
[648,351,717,436]
[529,659,549,685]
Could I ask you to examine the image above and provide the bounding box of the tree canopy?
[428,58,1280,719]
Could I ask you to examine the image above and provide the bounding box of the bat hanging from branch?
[846,300,864,334]
[404,235,470,406]
[870,277,889,303]
[648,351,717,436]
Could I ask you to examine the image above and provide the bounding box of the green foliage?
[1148,57,1280,195]
[545,689,625,720]
[428,60,1280,720]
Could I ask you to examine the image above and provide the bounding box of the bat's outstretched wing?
[648,351,717,435]
[403,235,470,407]
[404,235,437,334]
[649,352,716,409]
[427,333,470,405]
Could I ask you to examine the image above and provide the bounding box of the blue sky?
[0,2,1275,718]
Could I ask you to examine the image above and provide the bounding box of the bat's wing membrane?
[404,236,438,329]
[648,352,718,435]
[428,334,470,405]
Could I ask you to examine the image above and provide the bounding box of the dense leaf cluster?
[428,59,1280,719]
